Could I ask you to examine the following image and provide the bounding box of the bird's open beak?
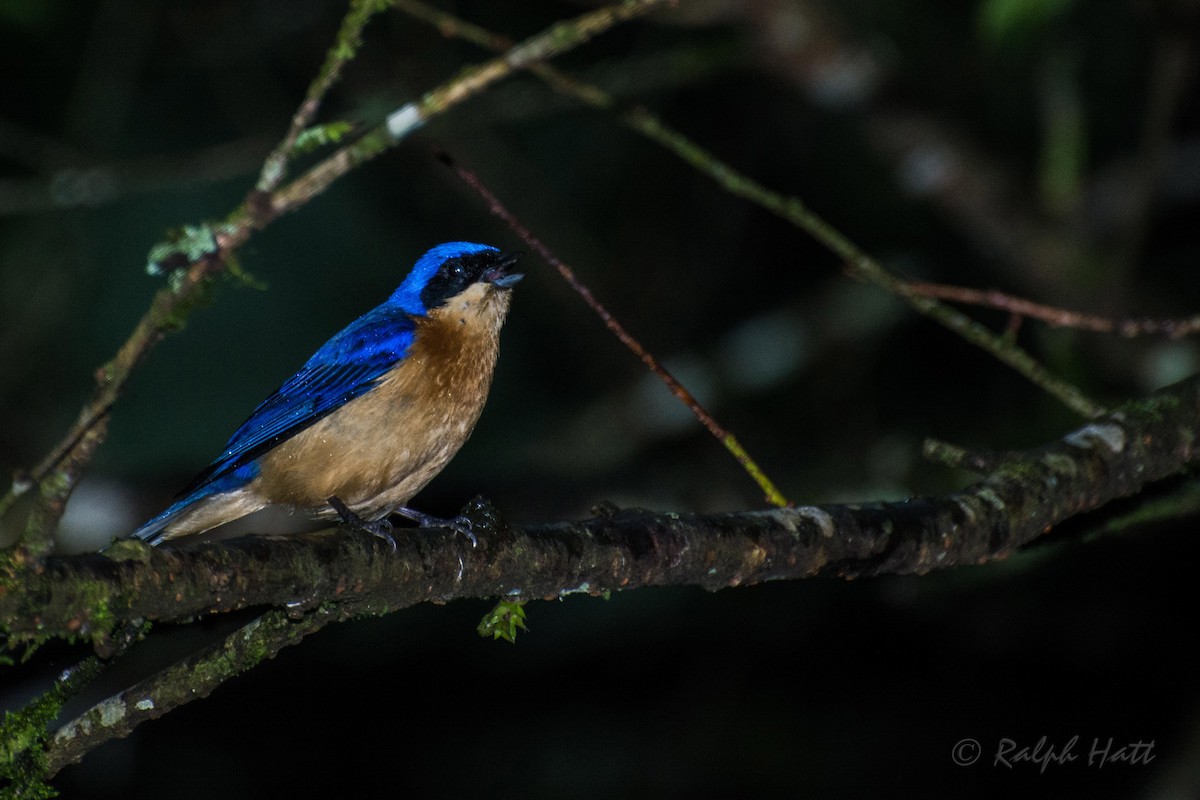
[484,251,524,289]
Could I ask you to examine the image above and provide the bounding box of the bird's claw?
[447,516,479,549]
[327,496,397,553]
[328,497,481,550]
[393,506,478,548]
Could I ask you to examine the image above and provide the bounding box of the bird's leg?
[327,496,397,553]
[392,506,479,548]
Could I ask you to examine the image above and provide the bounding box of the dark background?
[2,0,1198,797]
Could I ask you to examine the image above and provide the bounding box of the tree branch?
[4,373,1195,647]
[42,608,332,777]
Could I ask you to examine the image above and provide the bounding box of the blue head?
[390,242,521,315]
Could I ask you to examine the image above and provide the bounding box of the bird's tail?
[131,494,200,546]
[131,466,263,545]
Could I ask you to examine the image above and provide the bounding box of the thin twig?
[440,153,790,508]
[906,280,1200,339]
[254,0,388,194]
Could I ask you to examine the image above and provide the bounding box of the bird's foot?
[327,496,397,553]
[392,506,478,548]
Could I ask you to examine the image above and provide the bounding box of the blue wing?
[178,303,418,496]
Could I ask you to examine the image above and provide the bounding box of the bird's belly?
[254,366,491,518]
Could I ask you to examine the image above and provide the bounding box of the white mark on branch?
[1064,423,1127,454]
[975,488,1006,511]
[240,617,263,639]
[790,506,836,539]
[98,697,127,727]
[386,102,425,140]
[53,721,85,744]
[953,497,977,524]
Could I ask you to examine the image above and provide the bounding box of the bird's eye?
[420,253,487,310]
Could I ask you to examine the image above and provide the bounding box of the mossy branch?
[41,608,333,778]
[1,623,146,793]
[5,372,1197,657]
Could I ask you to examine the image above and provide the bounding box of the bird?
[132,241,522,547]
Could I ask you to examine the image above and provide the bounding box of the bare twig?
[906,281,1200,339]
[440,153,790,508]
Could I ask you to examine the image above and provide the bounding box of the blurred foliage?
[978,0,1076,46]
